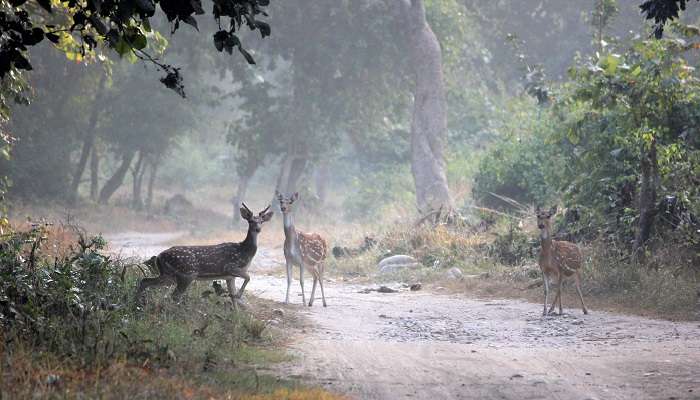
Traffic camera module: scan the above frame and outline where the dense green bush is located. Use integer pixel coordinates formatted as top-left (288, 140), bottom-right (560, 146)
top-left (0, 225), bottom-right (131, 364)
top-left (472, 132), bottom-right (561, 209)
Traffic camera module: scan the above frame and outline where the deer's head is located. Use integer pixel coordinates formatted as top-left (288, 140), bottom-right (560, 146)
top-left (536, 205), bottom-right (557, 230)
top-left (240, 203), bottom-right (273, 233)
top-left (276, 191), bottom-right (299, 214)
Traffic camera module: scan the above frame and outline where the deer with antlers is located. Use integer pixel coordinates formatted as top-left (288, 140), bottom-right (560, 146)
top-left (536, 205), bottom-right (588, 316)
top-left (277, 191), bottom-right (328, 307)
top-left (135, 203), bottom-right (273, 306)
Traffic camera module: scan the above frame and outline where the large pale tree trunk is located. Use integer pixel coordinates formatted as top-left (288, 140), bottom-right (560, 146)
top-left (401, 0), bottom-right (453, 217)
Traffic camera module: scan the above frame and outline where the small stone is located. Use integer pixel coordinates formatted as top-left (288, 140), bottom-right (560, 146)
top-left (445, 267), bottom-right (464, 280)
top-left (510, 374), bottom-right (524, 379)
top-left (378, 286), bottom-right (398, 293)
top-left (410, 283), bottom-right (422, 291)
top-left (272, 308), bottom-right (285, 317)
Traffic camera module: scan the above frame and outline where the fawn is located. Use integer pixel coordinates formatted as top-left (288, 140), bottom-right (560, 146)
top-left (277, 191), bottom-right (328, 307)
top-left (135, 203), bottom-right (273, 306)
top-left (536, 205), bottom-right (588, 316)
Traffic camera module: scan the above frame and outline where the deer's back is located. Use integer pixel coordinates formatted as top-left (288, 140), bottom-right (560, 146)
top-left (158, 243), bottom-right (253, 276)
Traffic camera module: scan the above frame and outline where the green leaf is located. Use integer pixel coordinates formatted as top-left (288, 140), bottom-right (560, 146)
top-left (131, 34), bottom-right (147, 50)
top-left (604, 54), bottom-right (620, 75)
top-left (115, 39), bottom-right (131, 56)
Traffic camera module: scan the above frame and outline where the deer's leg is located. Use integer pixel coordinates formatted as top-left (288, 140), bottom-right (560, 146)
top-left (575, 270), bottom-right (588, 315)
top-left (308, 276), bottom-right (318, 307)
top-left (319, 272), bottom-right (327, 307)
top-left (558, 279), bottom-right (564, 315)
top-left (235, 272), bottom-right (250, 299)
top-left (285, 260), bottom-right (293, 304)
top-left (548, 277), bottom-right (561, 315)
top-left (299, 263), bottom-right (306, 306)
top-left (549, 272), bottom-right (562, 315)
top-left (226, 278), bottom-right (237, 302)
top-left (135, 274), bottom-right (171, 302)
top-left (542, 271), bottom-right (550, 316)
top-left (171, 275), bottom-right (193, 301)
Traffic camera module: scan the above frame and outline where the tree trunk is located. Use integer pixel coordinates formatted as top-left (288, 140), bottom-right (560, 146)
top-left (99, 150), bottom-right (136, 205)
top-left (271, 153), bottom-right (307, 209)
top-left (145, 154), bottom-right (160, 211)
top-left (131, 150), bottom-right (146, 210)
top-left (314, 160), bottom-right (330, 206)
top-left (401, 0), bottom-right (453, 217)
top-left (287, 156), bottom-right (307, 194)
top-left (89, 142), bottom-right (100, 201)
top-left (68, 75), bottom-right (107, 204)
top-left (232, 160), bottom-right (258, 227)
top-left (634, 139), bottom-right (658, 255)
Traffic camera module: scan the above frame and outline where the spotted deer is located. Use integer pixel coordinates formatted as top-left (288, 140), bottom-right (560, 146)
top-left (536, 205), bottom-right (588, 316)
top-left (135, 204), bottom-right (273, 306)
top-left (277, 191), bottom-right (328, 307)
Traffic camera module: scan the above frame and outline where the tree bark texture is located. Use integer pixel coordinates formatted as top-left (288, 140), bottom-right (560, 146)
top-left (402, 0), bottom-right (453, 215)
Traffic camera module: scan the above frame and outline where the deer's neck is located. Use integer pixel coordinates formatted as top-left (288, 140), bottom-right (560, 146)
top-left (540, 227), bottom-right (552, 257)
top-left (242, 226), bottom-right (258, 251)
top-left (283, 213), bottom-right (298, 247)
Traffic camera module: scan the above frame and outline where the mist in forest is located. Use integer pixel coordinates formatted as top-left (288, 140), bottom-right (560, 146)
top-left (1, 0), bottom-right (698, 241)
top-left (2, 1), bottom-right (700, 399)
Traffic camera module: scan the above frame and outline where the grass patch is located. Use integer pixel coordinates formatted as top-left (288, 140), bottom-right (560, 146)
top-left (0, 222), bottom-right (340, 399)
top-left (326, 217), bottom-right (699, 320)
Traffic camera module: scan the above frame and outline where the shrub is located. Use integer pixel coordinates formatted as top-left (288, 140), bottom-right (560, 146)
top-left (0, 223), bottom-right (132, 364)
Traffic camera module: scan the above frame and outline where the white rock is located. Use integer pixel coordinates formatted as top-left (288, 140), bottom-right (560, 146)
top-left (446, 267), bottom-right (464, 280)
top-left (378, 255), bottom-right (421, 274)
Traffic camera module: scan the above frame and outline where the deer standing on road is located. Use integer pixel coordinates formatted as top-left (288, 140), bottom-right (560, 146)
top-left (536, 206), bottom-right (588, 316)
top-left (135, 204), bottom-right (273, 306)
top-left (277, 191), bottom-right (328, 307)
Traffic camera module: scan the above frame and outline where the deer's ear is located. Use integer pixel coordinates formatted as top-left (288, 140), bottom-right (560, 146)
top-left (292, 192), bottom-right (299, 202)
top-left (275, 190), bottom-right (282, 200)
top-left (261, 209), bottom-right (274, 222)
top-left (535, 205), bottom-right (541, 213)
top-left (240, 206), bottom-right (253, 221)
top-left (550, 205), bottom-right (558, 215)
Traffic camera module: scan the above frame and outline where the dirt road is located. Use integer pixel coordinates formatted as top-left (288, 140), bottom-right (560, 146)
top-left (107, 232), bottom-right (700, 400)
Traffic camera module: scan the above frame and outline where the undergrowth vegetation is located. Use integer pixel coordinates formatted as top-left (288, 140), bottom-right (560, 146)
top-left (0, 222), bottom-right (342, 399)
top-left (328, 208), bottom-right (699, 320)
